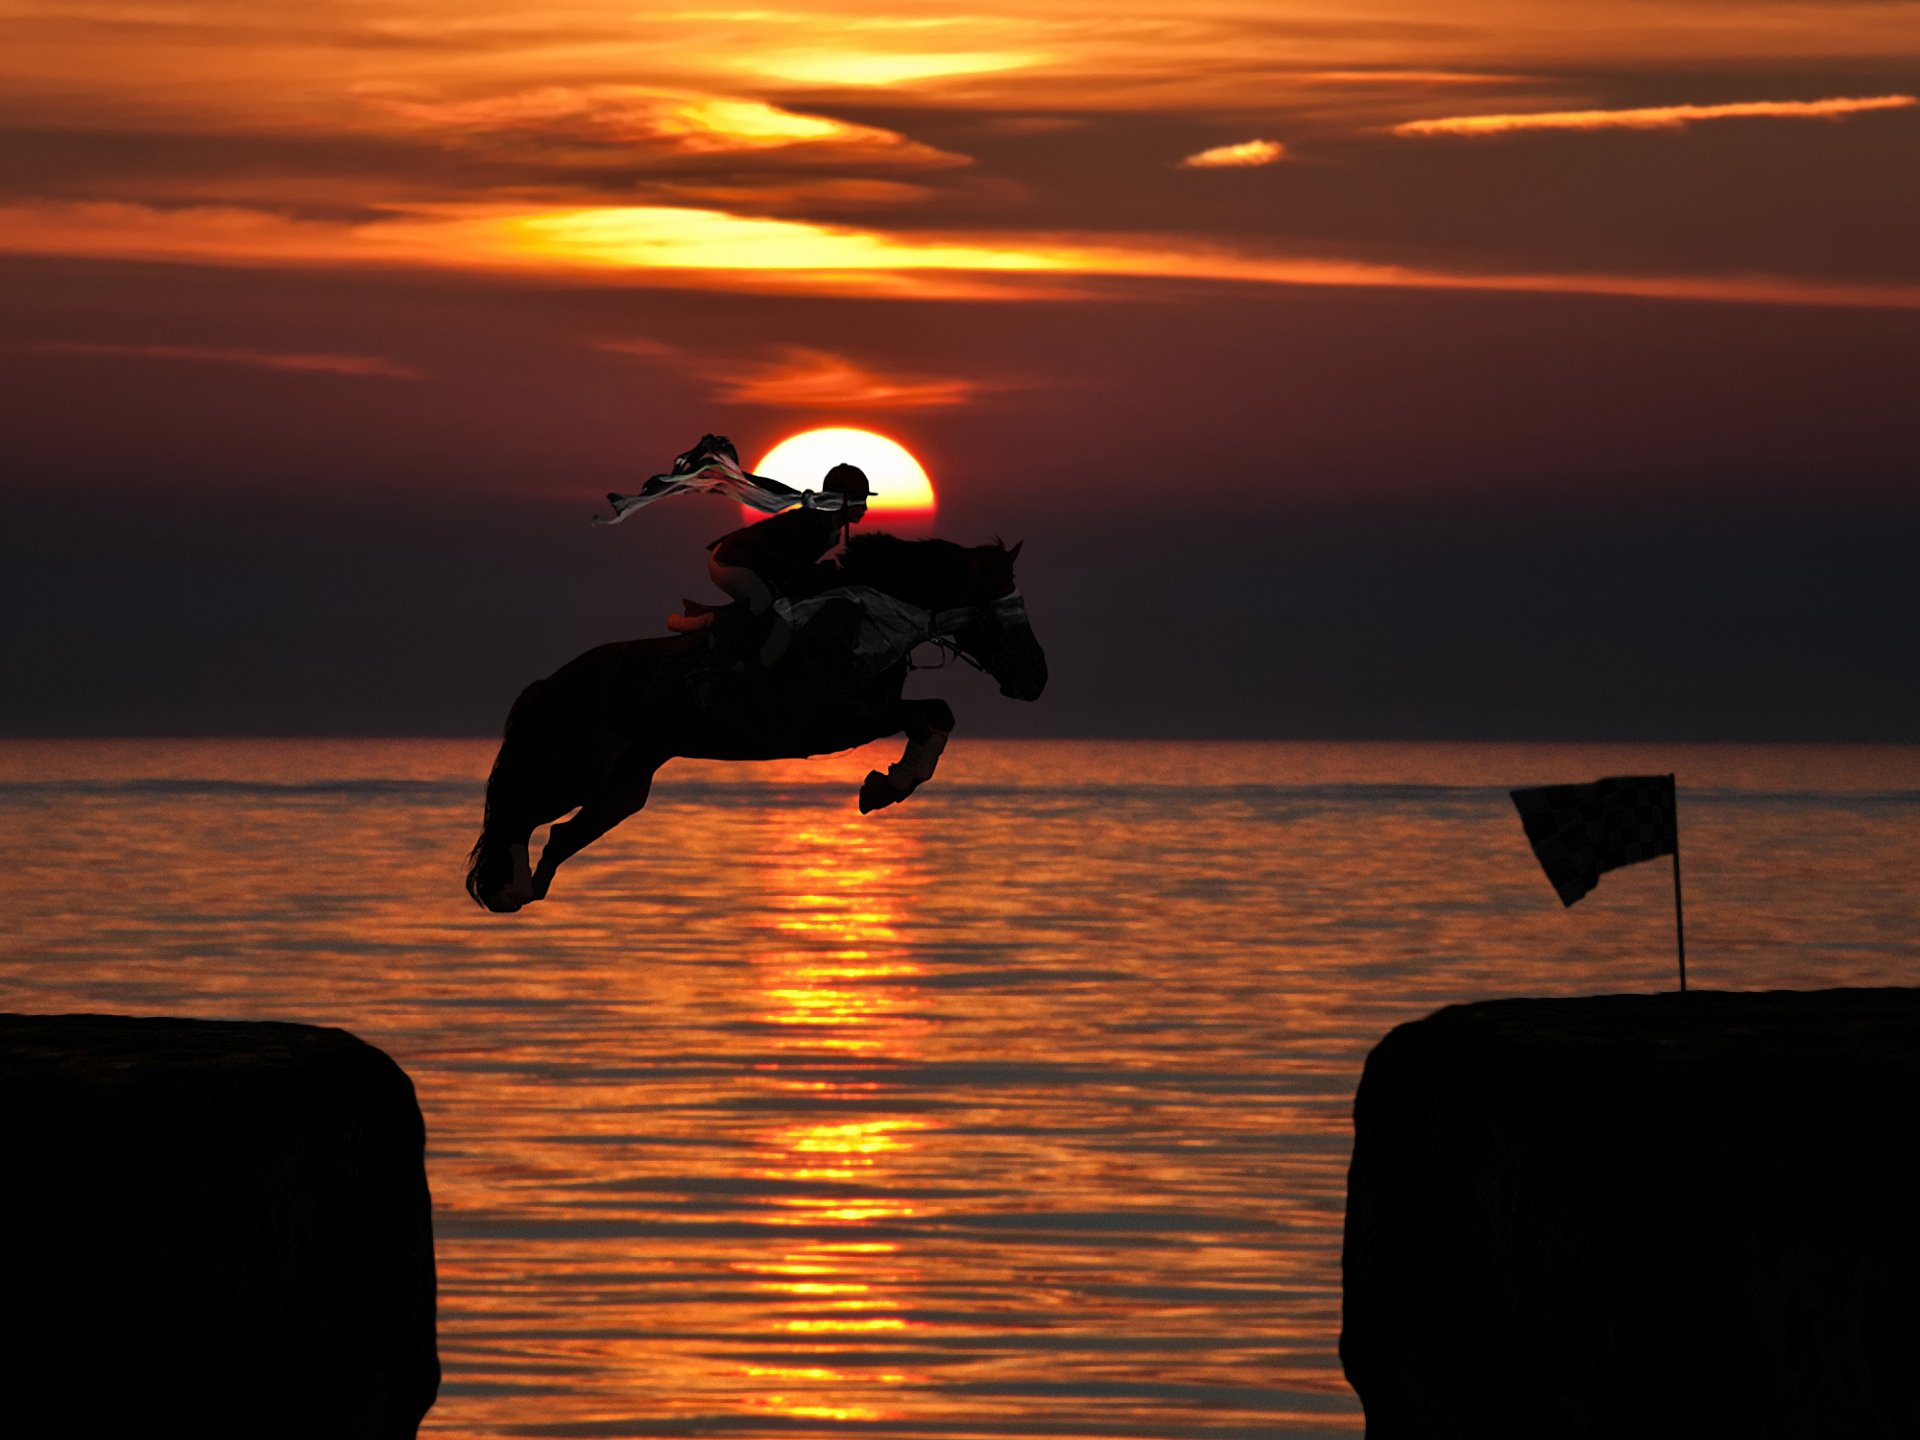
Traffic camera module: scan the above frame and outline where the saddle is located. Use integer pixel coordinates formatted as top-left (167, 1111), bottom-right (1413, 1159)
top-left (665, 588), bottom-right (933, 676)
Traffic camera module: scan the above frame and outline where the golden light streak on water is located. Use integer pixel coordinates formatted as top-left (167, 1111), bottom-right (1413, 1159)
top-left (717, 806), bottom-right (933, 1423)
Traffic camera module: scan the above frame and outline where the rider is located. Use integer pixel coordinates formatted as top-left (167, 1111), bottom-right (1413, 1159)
top-left (674, 456), bottom-right (872, 670)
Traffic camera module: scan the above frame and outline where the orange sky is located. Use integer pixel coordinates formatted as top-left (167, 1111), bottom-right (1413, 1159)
top-left (5, 1), bottom-right (1917, 304)
top-left (4, 1), bottom-right (1919, 737)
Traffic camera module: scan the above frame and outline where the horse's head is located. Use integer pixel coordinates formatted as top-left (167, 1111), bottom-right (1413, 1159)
top-left (840, 531), bottom-right (1049, 700)
top-left (957, 540), bottom-right (1048, 701)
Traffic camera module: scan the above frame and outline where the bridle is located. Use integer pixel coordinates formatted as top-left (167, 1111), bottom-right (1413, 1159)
top-left (911, 591), bottom-right (1028, 674)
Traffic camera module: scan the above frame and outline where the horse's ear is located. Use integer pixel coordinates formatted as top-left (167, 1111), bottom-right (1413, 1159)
top-left (1007, 540), bottom-right (1024, 563)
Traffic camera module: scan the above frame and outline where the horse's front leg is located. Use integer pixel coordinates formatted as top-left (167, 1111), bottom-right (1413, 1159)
top-left (531, 762), bottom-right (657, 901)
top-left (860, 699), bottom-right (955, 814)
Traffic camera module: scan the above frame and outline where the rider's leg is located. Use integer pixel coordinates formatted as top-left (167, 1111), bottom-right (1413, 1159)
top-left (670, 550), bottom-right (771, 636)
top-left (709, 557), bottom-right (774, 615)
top-left (708, 556), bottom-right (798, 666)
top-left (697, 557), bottom-right (782, 667)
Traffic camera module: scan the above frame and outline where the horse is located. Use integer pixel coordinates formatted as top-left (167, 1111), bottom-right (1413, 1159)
top-left (466, 533), bottom-right (1047, 912)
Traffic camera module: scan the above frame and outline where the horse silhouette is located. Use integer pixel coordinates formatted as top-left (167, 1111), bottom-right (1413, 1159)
top-left (467, 534), bottom-right (1047, 912)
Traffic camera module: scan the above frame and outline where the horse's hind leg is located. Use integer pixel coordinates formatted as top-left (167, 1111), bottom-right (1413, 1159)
top-left (531, 760), bottom-right (659, 902)
top-left (860, 699), bottom-right (955, 814)
top-left (468, 821), bottom-right (539, 912)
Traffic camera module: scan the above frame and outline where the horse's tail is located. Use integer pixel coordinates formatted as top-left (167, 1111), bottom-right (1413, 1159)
top-left (466, 678), bottom-right (552, 911)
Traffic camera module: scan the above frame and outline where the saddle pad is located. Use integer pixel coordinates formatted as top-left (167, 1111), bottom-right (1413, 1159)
top-left (776, 586), bottom-right (931, 676)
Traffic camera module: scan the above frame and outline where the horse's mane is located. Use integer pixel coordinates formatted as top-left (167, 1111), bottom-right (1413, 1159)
top-left (836, 531), bottom-right (1003, 609)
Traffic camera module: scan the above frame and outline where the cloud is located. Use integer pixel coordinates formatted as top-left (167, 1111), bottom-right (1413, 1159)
top-left (365, 85), bottom-right (968, 167)
top-left (601, 341), bottom-right (983, 408)
top-left (0, 198), bottom-right (1055, 300)
top-left (646, 178), bottom-right (937, 214)
top-left (9, 2), bottom-right (1917, 150)
top-left (1179, 139), bottom-right (1287, 169)
top-left (0, 200), bottom-right (396, 268)
top-left (1394, 93), bottom-right (1917, 137)
top-left (1304, 70), bottom-right (1533, 88)
top-left (732, 48), bottom-right (1047, 88)
top-left (37, 341), bottom-right (421, 379)
top-left (479, 204), bottom-right (1061, 277)
top-left (7, 198), bottom-right (1920, 313)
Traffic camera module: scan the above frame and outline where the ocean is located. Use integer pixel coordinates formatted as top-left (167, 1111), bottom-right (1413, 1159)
top-left (4, 738), bottom-right (1917, 1438)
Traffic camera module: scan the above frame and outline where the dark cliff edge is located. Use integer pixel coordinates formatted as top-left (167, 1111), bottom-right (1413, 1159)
top-left (1342, 988), bottom-right (1920, 1440)
top-left (1, 1013), bottom-right (438, 1439)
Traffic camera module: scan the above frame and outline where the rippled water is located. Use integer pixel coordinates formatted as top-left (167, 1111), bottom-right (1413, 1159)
top-left (4, 739), bottom-right (1917, 1438)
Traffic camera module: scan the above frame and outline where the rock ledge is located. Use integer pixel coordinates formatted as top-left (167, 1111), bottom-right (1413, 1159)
top-left (1343, 987), bottom-right (1920, 1439)
top-left (1, 1013), bottom-right (438, 1438)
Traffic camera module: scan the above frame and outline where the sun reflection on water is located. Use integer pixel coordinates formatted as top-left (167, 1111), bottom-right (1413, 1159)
top-left (731, 811), bottom-right (931, 1421)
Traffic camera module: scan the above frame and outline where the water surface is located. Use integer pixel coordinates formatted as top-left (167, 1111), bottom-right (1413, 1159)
top-left (4, 739), bottom-right (1916, 1437)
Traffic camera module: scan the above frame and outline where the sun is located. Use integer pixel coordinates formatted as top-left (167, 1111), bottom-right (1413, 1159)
top-left (751, 428), bottom-right (936, 524)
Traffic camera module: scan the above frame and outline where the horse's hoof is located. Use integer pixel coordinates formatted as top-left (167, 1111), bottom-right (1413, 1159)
top-left (485, 875), bottom-right (537, 912)
top-left (859, 771), bottom-right (899, 814)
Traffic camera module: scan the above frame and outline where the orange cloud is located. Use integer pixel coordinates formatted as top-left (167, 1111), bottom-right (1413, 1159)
top-left (478, 204), bottom-right (1061, 277)
top-left (646, 178), bottom-right (937, 214)
top-left (367, 85), bottom-right (966, 166)
top-left (0, 199), bottom-right (1044, 293)
top-left (0, 200), bottom-right (391, 268)
top-left (1180, 139), bottom-right (1286, 169)
top-left (601, 341), bottom-right (982, 408)
top-left (1306, 70), bottom-right (1533, 88)
top-left (1394, 93), bottom-right (1917, 137)
top-left (7, 198), bottom-right (1920, 313)
top-left (733, 48), bottom-right (1046, 88)
top-left (38, 342), bottom-right (420, 379)
top-left (9, 2), bottom-right (1920, 149)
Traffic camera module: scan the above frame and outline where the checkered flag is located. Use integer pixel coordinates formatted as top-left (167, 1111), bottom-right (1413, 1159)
top-left (1510, 774), bottom-right (1677, 907)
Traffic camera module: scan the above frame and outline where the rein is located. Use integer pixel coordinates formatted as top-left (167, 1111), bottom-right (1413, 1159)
top-left (911, 636), bottom-right (986, 673)
top-left (911, 592), bottom-right (1026, 674)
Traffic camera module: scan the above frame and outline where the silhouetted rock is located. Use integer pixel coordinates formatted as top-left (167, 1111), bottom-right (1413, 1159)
top-left (1, 1014), bottom-right (437, 1438)
top-left (1342, 988), bottom-right (1920, 1439)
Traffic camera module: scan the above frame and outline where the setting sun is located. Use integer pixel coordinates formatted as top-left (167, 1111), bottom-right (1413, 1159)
top-left (753, 428), bottom-right (936, 522)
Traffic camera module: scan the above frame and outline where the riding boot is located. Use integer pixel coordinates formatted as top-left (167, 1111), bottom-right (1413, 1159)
top-left (757, 610), bottom-right (795, 668)
top-left (705, 605), bottom-right (783, 704)
top-left (705, 604), bottom-right (751, 663)
top-left (677, 602), bottom-right (730, 709)
top-left (696, 603), bottom-right (738, 656)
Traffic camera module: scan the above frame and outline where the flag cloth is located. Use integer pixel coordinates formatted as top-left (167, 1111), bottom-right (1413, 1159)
top-left (1510, 773), bottom-right (1677, 906)
top-left (595, 435), bottom-right (856, 525)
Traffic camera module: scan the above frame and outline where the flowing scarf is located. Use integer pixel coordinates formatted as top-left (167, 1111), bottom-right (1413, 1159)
top-left (595, 438), bottom-right (856, 526)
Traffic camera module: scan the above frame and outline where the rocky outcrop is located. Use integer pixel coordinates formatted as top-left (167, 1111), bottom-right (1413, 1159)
top-left (1, 1014), bottom-right (438, 1438)
top-left (1342, 988), bottom-right (1920, 1439)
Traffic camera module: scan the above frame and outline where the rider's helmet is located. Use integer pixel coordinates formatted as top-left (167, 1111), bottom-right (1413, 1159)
top-left (823, 463), bottom-right (871, 522)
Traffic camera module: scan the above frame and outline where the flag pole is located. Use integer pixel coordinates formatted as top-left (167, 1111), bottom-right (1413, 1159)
top-left (1669, 773), bottom-right (1687, 992)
